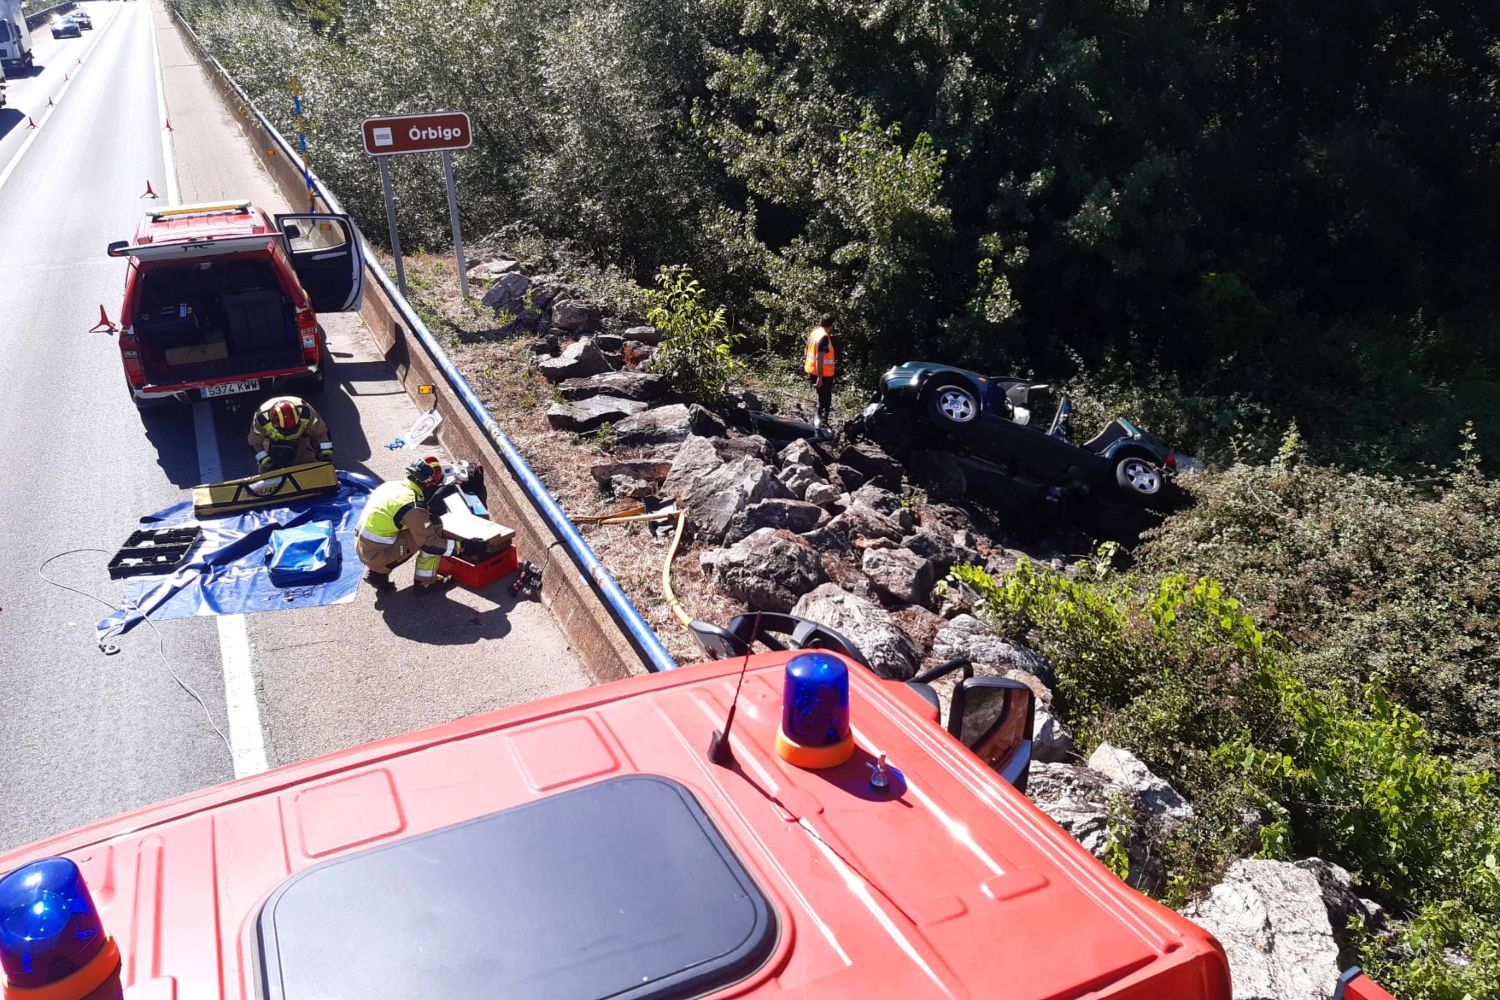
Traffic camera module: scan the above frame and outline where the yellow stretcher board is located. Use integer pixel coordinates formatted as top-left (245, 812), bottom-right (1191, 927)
top-left (192, 462), bottom-right (339, 518)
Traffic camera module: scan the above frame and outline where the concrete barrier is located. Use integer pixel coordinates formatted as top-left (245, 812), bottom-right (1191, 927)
top-left (170, 11), bottom-right (680, 682)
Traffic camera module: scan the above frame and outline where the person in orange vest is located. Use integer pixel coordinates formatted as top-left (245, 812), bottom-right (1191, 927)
top-left (804, 314), bottom-right (837, 430)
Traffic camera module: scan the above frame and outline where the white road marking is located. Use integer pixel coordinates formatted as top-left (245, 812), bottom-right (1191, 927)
top-left (193, 400), bottom-right (269, 777)
top-left (146, 0), bottom-right (180, 203)
top-left (0, 3), bottom-right (125, 195)
top-left (163, 3), bottom-right (263, 779)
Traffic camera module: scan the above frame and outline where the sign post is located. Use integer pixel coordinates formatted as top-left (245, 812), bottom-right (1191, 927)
top-left (376, 156), bottom-right (406, 294)
top-left (361, 111), bottom-right (474, 298)
top-left (289, 76), bottom-right (315, 212)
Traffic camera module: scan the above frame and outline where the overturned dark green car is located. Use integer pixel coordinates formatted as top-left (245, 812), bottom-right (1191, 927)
top-left (860, 361), bottom-right (1198, 505)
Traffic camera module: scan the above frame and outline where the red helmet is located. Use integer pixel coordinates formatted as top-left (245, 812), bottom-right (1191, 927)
top-left (407, 455), bottom-right (444, 491)
top-left (268, 399), bottom-right (301, 434)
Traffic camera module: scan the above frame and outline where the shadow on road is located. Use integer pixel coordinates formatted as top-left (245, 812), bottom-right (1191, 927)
top-left (374, 583), bottom-right (519, 644)
top-left (140, 406), bottom-right (205, 488)
top-left (0, 109), bottom-right (24, 144)
top-left (308, 357), bottom-right (393, 477)
top-left (4, 62), bottom-right (45, 80)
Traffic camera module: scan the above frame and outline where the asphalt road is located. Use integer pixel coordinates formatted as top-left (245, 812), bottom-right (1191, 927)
top-left (0, 1), bottom-right (590, 852)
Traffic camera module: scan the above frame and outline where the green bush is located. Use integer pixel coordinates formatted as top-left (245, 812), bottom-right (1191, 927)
top-left (643, 266), bottom-right (741, 406)
top-left (1138, 428), bottom-right (1500, 767)
top-left (953, 553), bottom-right (1500, 997)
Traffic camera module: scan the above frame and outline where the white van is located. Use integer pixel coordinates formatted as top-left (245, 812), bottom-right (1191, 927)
top-left (0, 0), bottom-right (35, 75)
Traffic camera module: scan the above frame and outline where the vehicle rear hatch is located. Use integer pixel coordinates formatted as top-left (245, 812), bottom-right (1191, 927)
top-left (125, 241), bottom-right (305, 395)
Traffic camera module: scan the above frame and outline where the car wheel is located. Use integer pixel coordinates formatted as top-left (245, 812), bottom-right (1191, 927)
top-left (1114, 455), bottom-right (1162, 497)
top-left (926, 382), bottom-right (980, 426)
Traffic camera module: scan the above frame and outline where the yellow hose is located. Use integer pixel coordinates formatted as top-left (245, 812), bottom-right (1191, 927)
top-left (660, 510), bottom-right (692, 628)
top-left (576, 501), bottom-right (694, 630)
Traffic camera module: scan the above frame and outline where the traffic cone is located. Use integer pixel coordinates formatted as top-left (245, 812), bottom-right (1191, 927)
top-left (47, 96), bottom-right (54, 106)
top-left (88, 306), bottom-right (117, 333)
top-left (163, 118), bottom-right (174, 131)
top-left (141, 180), bottom-right (158, 199)
top-left (26, 116), bottom-right (37, 129)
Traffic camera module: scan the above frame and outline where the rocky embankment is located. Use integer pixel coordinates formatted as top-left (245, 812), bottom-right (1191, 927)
top-left (462, 253), bottom-right (1373, 1000)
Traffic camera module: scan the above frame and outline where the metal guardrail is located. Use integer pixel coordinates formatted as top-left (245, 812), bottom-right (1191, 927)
top-left (172, 12), bottom-right (679, 673)
top-left (24, 2), bottom-right (75, 30)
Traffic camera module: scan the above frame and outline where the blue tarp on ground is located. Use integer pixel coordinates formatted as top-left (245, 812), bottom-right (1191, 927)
top-left (97, 471), bottom-right (377, 642)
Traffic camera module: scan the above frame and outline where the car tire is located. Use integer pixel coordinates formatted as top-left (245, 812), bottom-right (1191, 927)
top-left (925, 381), bottom-right (980, 426)
top-left (1114, 455), bottom-right (1163, 498)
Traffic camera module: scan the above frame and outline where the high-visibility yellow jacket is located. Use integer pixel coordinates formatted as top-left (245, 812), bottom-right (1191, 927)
top-left (804, 326), bottom-right (836, 378)
top-left (357, 479), bottom-right (428, 545)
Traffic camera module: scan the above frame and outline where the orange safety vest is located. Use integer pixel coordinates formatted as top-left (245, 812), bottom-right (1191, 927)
top-left (804, 327), bottom-right (836, 378)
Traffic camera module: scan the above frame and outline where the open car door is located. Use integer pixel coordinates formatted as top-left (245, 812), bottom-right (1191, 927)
top-left (274, 213), bottom-right (365, 313)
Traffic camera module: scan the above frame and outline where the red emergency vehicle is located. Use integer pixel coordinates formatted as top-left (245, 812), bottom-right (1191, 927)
top-left (0, 617), bottom-right (1392, 998)
top-left (105, 201), bottom-right (365, 409)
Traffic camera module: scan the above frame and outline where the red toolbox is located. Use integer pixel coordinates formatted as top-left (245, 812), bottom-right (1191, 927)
top-left (439, 545), bottom-right (518, 590)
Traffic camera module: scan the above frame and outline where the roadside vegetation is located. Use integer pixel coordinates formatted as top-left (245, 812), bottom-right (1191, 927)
top-left (173, 0), bottom-right (1500, 993)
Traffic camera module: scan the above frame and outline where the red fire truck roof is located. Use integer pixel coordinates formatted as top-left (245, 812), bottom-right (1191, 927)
top-left (0, 652), bottom-right (1231, 999)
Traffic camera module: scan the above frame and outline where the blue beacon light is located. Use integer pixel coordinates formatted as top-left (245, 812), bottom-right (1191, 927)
top-left (775, 652), bottom-right (855, 769)
top-left (0, 858), bottom-right (120, 999)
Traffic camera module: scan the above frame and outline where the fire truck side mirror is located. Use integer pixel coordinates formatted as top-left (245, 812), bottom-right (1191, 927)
top-left (950, 677), bottom-right (1036, 793)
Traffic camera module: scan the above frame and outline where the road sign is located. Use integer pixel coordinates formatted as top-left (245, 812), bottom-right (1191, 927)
top-left (360, 111), bottom-right (474, 297)
top-left (361, 112), bottom-right (472, 156)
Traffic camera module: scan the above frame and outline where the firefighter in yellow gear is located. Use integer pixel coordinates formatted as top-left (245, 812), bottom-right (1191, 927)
top-left (355, 456), bottom-right (453, 592)
top-left (804, 314), bottom-right (837, 428)
top-left (248, 396), bottom-right (333, 472)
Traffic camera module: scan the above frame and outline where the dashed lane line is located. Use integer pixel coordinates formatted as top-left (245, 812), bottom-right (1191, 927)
top-left (0, 4), bottom-right (126, 195)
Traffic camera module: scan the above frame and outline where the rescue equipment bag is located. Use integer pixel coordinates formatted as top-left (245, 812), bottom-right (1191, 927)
top-left (266, 521), bottom-right (341, 587)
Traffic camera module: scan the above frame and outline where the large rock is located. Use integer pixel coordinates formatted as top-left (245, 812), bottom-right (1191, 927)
top-left (480, 271), bottom-right (531, 311)
top-left (905, 528), bottom-right (980, 577)
top-left (557, 370), bottom-right (669, 402)
top-left (779, 463), bottom-right (819, 499)
top-left (1293, 858), bottom-right (1386, 935)
top-left (1180, 860), bottom-right (1341, 1000)
top-left (623, 324), bottom-right (664, 346)
top-left (1087, 743), bottom-right (1194, 824)
top-left (1033, 703), bottom-right (1077, 763)
top-left (805, 482), bottom-right (843, 508)
top-left (468, 257), bottom-right (519, 282)
top-left (850, 482), bottom-right (902, 516)
top-left (545, 395), bottom-right (648, 432)
top-left (827, 504), bottom-right (903, 548)
top-left (701, 528), bottom-right (826, 612)
top-left (710, 435), bottom-right (774, 464)
top-left (862, 547), bottom-right (937, 606)
top-left (932, 615), bottom-right (1055, 687)
top-left (1025, 763), bottom-right (1121, 861)
top-left (663, 436), bottom-right (784, 542)
top-left (799, 526), bottom-right (851, 553)
top-left (688, 405), bottom-right (728, 438)
top-left (827, 463), bottom-right (866, 493)
top-left (537, 337), bottom-right (611, 383)
top-left (612, 404), bottom-right (692, 448)
top-left (725, 499), bottom-right (824, 544)
top-left (778, 438), bottom-right (829, 475)
top-left (589, 459), bottom-right (673, 487)
top-left (837, 442), bottom-right (905, 488)
top-left (890, 604), bottom-right (947, 652)
top-left (790, 583), bottom-right (922, 680)
top-left (1025, 762), bottom-right (1164, 892)
top-left (550, 299), bottom-right (602, 332)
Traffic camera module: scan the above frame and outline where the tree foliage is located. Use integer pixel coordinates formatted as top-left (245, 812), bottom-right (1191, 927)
top-left (174, 0), bottom-right (1500, 466)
